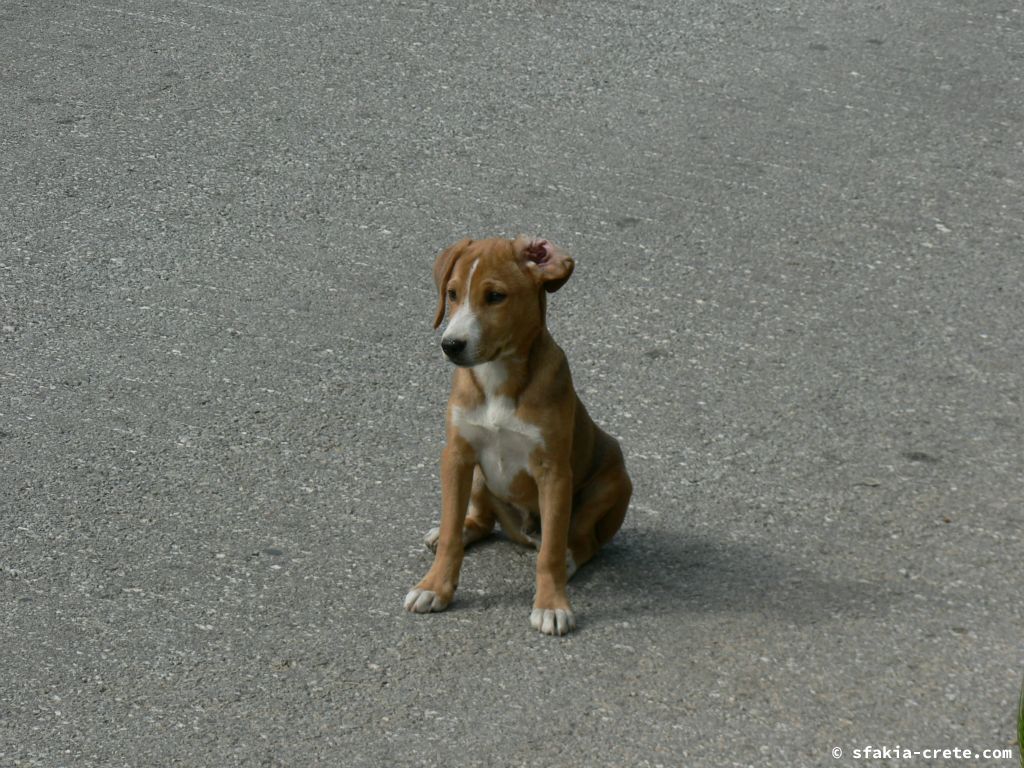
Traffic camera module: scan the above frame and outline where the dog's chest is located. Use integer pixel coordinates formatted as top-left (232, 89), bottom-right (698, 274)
top-left (452, 396), bottom-right (543, 498)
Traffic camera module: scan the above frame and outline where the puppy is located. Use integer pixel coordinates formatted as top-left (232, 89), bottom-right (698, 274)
top-left (404, 236), bottom-right (632, 635)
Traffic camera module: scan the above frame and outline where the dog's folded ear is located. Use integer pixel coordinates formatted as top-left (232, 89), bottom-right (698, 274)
top-left (433, 238), bottom-right (473, 328)
top-left (516, 236), bottom-right (575, 293)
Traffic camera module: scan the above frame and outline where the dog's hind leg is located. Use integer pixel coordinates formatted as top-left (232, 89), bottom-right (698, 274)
top-left (566, 462), bottom-right (631, 578)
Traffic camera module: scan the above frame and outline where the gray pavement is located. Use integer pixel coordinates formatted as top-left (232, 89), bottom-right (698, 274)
top-left (2, 1), bottom-right (1023, 766)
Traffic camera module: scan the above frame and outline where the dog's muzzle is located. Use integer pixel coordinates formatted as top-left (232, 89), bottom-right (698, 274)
top-left (441, 337), bottom-right (468, 364)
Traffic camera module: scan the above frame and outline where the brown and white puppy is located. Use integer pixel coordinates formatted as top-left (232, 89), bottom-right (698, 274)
top-left (404, 235), bottom-right (632, 635)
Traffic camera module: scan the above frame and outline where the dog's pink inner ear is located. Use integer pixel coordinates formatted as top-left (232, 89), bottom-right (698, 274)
top-left (524, 240), bottom-right (552, 266)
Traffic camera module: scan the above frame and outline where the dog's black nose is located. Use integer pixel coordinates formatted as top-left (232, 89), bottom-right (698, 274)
top-left (441, 337), bottom-right (467, 359)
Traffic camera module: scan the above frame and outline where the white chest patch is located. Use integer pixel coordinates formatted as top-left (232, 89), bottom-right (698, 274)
top-left (452, 370), bottom-right (543, 498)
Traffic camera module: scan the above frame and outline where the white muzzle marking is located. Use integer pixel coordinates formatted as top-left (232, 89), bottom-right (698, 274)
top-left (442, 258), bottom-right (481, 363)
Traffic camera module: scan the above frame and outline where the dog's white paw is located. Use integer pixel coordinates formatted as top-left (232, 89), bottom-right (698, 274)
top-left (404, 588), bottom-right (449, 613)
top-left (530, 607), bottom-right (576, 636)
top-left (566, 551), bottom-right (578, 580)
top-left (424, 527), bottom-right (441, 552)
top-left (425, 525), bottom-right (486, 552)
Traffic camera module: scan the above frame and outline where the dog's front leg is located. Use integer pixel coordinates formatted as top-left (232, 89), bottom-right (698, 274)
top-left (404, 442), bottom-right (474, 613)
top-left (530, 468), bottom-right (576, 635)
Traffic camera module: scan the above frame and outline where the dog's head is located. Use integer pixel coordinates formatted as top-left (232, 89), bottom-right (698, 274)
top-left (432, 235), bottom-right (575, 367)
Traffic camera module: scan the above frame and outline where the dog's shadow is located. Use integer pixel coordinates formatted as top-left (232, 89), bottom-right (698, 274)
top-left (565, 522), bottom-right (895, 626)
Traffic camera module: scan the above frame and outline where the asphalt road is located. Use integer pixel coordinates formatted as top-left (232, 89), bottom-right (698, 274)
top-left (2, 1), bottom-right (1023, 766)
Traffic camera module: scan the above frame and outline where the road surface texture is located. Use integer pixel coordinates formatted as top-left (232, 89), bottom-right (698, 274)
top-left (2, 1), bottom-right (1022, 766)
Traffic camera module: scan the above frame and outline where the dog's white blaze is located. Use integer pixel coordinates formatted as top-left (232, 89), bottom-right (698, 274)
top-left (442, 258), bottom-right (481, 357)
top-left (452, 368), bottom-right (543, 498)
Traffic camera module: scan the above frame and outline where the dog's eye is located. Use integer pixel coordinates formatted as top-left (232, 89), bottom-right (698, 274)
top-left (447, 289), bottom-right (457, 301)
top-left (485, 291), bottom-right (506, 305)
